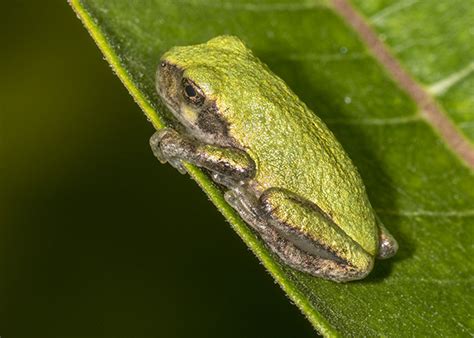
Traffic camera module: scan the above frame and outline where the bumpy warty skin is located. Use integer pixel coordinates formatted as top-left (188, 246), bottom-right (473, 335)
top-left (162, 36), bottom-right (379, 259)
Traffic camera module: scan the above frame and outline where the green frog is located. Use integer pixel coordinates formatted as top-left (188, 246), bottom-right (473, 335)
top-left (150, 36), bottom-right (398, 282)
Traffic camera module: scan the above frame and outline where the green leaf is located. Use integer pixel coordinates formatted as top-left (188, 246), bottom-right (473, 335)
top-left (69, 0), bottom-right (474, 336)
top-left (351, 0), bottom-right (474, 142)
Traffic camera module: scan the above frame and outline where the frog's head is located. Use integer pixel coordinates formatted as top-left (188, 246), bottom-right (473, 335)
top-left (157, 36), bottom-right (261, 146)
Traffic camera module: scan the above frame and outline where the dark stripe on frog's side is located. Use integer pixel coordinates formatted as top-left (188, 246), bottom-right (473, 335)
top-left (260, 198), bottom-right (346, 264)
top-left (275, 220), bottom-right (348, 265)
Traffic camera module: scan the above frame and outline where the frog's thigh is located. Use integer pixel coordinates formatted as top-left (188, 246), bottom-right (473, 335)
top-left (375, 218), bottom-right (399, 259)
top-left (259, 188), bottom-right (373, 282)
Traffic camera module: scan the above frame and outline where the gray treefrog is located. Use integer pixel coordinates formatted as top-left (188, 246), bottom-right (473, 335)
top-left (150, 36), bottom-right (398, 282)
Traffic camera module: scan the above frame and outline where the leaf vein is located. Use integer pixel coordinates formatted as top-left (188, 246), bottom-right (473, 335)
top-left (376, 209), bottom-right (474, 218)
top-left (370, 0), bottom-right (419, 24)
top-left (171, 0), bottom-right (322, 12)
top-left (428, 61), bottom-right (474, 96)
top-left (325, 115), bottom-right (421, 126)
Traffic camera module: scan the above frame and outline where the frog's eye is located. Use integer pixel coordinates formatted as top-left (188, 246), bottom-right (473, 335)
top-left (182, 78), bottom-right (204, 106)
top-left (184, 84), bottom-right (196, 97)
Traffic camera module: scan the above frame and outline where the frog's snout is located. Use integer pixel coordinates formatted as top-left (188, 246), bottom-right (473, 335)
top-left (156, 60), bottom-right (182, 110)
top-left (156, 60), bottom-right (170, 96)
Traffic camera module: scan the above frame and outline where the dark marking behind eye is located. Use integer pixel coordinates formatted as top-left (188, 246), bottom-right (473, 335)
top-left (197, 105), bottom-right (229, 137)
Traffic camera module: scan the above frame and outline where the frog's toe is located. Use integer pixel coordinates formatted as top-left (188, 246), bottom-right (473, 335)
top-left (149, 131), bottom-right (168, 163)
top-left (377, 225), bottom-right (398, 259)
top-left (168, 158), bottom-right (187, 175)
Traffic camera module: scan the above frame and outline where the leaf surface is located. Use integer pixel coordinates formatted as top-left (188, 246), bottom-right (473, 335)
top-left (70, 0), bottom-right (474, 336)
top-left (351, 0), bottom-right (474, 141)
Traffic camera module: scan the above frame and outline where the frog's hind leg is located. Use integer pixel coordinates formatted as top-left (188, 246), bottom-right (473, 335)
top-left (259, 188), bottom-right (374, 282)
top-left (375, 216), bottom-right (398, 259)
top-left (224, 187), bottom-right (356, 281)
top-left (227, 186), bottom-right (373, 282)
top-left (223, 186), bottom-right (339, 276)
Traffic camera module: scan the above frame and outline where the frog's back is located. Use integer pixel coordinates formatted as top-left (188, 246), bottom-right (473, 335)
top-left (226, 57), bottom-right (379, 256)
top-left (167, 36), bottom-right (379, 255)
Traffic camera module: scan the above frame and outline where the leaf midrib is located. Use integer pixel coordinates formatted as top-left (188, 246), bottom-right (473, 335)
top-left (333, 0), bottom-right (474, 168)
top-left (68, 0), bottom-right (340, 335)
top-left (67, 0), bottom-right (473, 336)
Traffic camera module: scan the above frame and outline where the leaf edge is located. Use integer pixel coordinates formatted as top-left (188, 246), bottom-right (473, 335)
top-left (67, 0), bottom-right (339, 336)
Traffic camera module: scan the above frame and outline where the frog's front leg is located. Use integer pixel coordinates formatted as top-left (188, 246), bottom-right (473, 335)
top-left (259, 188), bottom-right (374, 282)
top-left (150, 128), bottom-right (256, 181)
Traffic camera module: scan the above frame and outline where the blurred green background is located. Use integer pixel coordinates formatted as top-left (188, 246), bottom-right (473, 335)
top-left (0, 2), bottom-right (315, 337)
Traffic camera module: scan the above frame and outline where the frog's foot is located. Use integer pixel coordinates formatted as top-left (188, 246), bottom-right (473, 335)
top-left (211, 172), bottom-right (240, 189)
top-left (224, 187), bottom-right (267, 230)
top-left (149, 129), bottom-right (187, 174)
top-left (376, 222), bottom-right (398, 259)
top-left (258, 188), bottom-right (373, 282)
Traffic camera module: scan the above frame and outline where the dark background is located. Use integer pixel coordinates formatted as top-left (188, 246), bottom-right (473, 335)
top-left (0, 2), bottom-right (315, 337)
